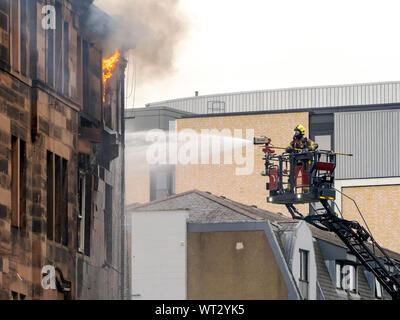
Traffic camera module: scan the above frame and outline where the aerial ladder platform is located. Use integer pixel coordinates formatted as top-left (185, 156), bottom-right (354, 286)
top-left (254, 137), bottom-right (400, 300)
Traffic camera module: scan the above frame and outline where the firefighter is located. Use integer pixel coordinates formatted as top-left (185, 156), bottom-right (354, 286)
top-left (285, 125), bottom-right (318, 153)
top-left (285, 125), bottom-right (318, 192)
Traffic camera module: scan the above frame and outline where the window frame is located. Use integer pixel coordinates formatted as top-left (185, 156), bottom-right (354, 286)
top-left (77, 171), bottom-right (86, 253)
top-left (299, 249), bottom-right (309, 282)
top-left (46, 151), bottom-right (68, 246)
top-left (11, 136), bottom-right (26, 230)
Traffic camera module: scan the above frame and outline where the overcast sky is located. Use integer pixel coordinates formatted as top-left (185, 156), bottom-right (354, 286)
top-left (126, 0), bottom-right (400, 108)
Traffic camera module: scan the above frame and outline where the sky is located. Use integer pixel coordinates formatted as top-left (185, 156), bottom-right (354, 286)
top-left (125, 0), bottom-right (400, 108)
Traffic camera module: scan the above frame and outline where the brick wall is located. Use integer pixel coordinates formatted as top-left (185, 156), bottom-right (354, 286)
top-left (176, 113), bottom-right (310, 214)
top-left (342, 185), bottom-right (400, 253)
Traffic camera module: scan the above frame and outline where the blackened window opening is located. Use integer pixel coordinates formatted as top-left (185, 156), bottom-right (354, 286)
top-left (47, 151), bottom-right (68, 246)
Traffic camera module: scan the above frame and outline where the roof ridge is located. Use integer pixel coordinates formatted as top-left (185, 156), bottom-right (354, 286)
top-left (219, 196), bottom-right (291, 221)
top-left (146, 80), bottom-right (400, 106)
top-left (193, 191), bottom-right (266, 221)
top-left (130, 189), bottom-right (200, 210)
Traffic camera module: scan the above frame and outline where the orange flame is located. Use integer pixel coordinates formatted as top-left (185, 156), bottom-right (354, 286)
top-left (102, 50), bottom-right (120, 103)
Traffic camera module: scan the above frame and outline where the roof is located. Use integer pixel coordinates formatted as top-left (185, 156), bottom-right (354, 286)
top-left (145, 81), bottom-right (400, 114)
top-left (131, 190), bottom-right (290, 223)
top-left (130, 190), bottom-right (400, 262)
top-left (125, 106), bottom-right (193, 119)
top-left (130, 190), bottom-right (399, 300)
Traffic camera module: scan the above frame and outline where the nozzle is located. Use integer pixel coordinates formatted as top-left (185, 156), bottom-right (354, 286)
top-left (253, 136), bottom-right (271, 145)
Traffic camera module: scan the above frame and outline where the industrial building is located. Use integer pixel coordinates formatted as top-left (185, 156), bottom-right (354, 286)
top-left (0, 0), bottom-right (128, 299)
top-left (125, 81), bottom-right (400, 254)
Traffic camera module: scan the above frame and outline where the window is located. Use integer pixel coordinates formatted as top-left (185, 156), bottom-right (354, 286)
top-left (82, 41), bottom-right (102, 121)
top-left (55, 1), bottom-right (62, 93)
top-left (47, 151), bottom-right (68, 246)
top-left (63, 22), bottom-right (69, 96)
top-left (104, 184), bottom-right (113, 263)
top-left (11, 136), bottom-right (26, 229)
top-left (11, 291), bottom-right (17, 300)
top-left (43, 2), bottom-right (70, 96)
top-left (207, 101), bottom-right (226, 114)
top-left (0, 0), bottom-right (10, 64)
top-left (78, 170), bottom-right (92, 255)
top-left (299, 249), bottom-right (309, 299)
top-left (78, 171), bottom-right (86, 253)
top-left (335, 262), bottom-right (357, 292)
top-left (300, 250), bottom-right (309, 281)
top-left (11, 291), bottom-right (25, 300)
top-left (77, 154), bottom-right (92, 256)
top-left (82, 39), bottom-right (89, 111)
top-left (19, 0), bottom-right (27, 76)
top-left (46, 21), bottom-right (54, 87)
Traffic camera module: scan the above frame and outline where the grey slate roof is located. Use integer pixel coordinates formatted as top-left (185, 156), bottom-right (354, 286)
top-left (132, 190), bottom-right (290, 223)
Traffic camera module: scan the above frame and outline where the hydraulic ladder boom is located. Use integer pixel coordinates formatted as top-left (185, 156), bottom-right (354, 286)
top-left (254, 138), bottom-right (400, 299)
top-left (287, 201), bottom-right (400, 300)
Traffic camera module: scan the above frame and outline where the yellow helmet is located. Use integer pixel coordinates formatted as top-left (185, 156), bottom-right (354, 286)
top-left (294, 125), bottom-right (306, 138)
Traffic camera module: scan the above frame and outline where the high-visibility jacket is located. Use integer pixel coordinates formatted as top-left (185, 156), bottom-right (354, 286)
top-left (285, 137), bottom-right (318, 153)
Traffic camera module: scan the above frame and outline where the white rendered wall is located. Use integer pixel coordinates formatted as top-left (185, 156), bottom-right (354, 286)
top-left (130, 210), bottom-right (189, 300)
top-left (284, 221), bottom-right (317, 300)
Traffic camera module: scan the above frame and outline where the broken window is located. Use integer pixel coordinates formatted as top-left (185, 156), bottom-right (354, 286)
top-left (11, 136), bottom-right (26, 230)
top-left (47, 151), bottom-right (68, 246)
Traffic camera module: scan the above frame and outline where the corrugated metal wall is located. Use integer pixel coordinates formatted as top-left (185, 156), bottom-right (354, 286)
top-left (335, 109), bottom-right (400, 180)
top-left (147, 82), bottom-right (400, 114)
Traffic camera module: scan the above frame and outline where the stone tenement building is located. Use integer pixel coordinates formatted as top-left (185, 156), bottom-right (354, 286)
top-left (0, 0), bottom-right (127, 299)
